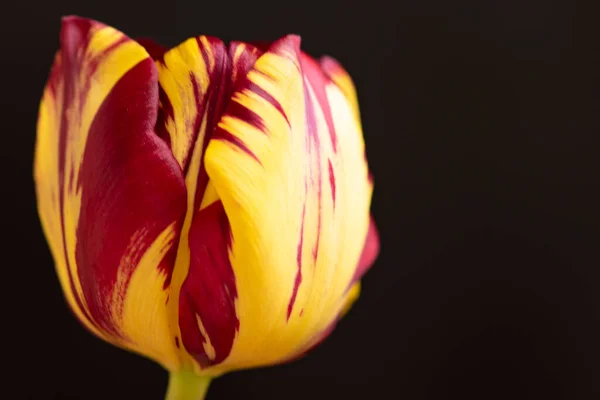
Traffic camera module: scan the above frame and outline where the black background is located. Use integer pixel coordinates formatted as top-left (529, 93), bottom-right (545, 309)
top-left (3, 0), bottom-right (598, 399)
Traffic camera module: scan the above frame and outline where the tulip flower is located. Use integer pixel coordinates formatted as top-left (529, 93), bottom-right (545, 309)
top-left (34, 15), bottom-right (379, 400)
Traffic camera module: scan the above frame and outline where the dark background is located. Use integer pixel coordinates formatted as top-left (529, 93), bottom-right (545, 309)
top-left (3, 0), bottom-right (597, 399)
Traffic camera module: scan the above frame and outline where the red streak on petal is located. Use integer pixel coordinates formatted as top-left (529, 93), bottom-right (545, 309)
top-left (328, 159), bottom-right (336, 208)
top-left (300, 53), bottom-right (338, 153)
top-left (193, 43), bottom-right (230, 212)
top-left (89, 36), bottom-right (129, 76)
top-left (228, 42), bottom-right (263, 89)
top-left (301, 75), bottom-right (323, 264)
top-left (197, 37), bottom-right (212, 74)
top-left (313, 186), bottom-right (321, 264)
top-left (287, 198), bottom-right (306, 321)
top-left (226, 98), bottom-right (266, 133)
top-left (286, 65), bottom-right (324, 317)
top-left (213, 130), bottom-right (261, 164)
top-left (246, 81), bottom-right (289, 126)
top-left (56, 16), bottom-right (101, 333)
top-left (179, 201), bottom-right (239, 367)
top-left (155, 84), bottom-right (174, 148)
top-left (296, 198), bottom-right (307, 266)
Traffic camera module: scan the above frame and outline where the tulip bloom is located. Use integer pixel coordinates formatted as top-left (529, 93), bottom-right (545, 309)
top-left (35, 16), bottom-right (379, 399)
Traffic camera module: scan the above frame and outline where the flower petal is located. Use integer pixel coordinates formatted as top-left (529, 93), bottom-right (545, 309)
top-left (152, 38), bottom-right (265, 372)
top-left (154, 36), bottom-right (228, 174)
top-left (202, 35), bottom-right (374, 372)
top-left (34, 16), bottom-right (187, 369)
top-left (178, 200), bottom-right (239, 370)
top-left (320, 56), bottom-right (361, 125)
top-left (351, 216), bottom-right (380, 285)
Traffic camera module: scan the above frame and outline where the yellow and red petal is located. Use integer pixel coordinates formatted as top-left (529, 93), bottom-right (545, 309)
top-left (200, 35), bottom-right (374, 373)
top-left (155, 37), bottom-right (265, 373)
top-left (34, 16), bottom-right (187, 369)
top-left (154, 36), bottom-right (229, 176)
top-left (178, 201), bottom-right (239, 368)
top-left (320, 55), bottom-right (361, 125)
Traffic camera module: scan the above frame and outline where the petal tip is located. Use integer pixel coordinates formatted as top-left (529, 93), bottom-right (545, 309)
top-left (286, 34), bottom-right (302, 45)
top-left (60, 15), bottom-right (94, 32)
top-left (319, 54), bottom-right (340, 66)
top-left (319, 55), bottom-right (346, 79)
top-left (60, 15), bottom-right (83, 24)
top-left (320, 55), bottom-right (339, 68)
top-left (59, 16), bottom-right (95, 54)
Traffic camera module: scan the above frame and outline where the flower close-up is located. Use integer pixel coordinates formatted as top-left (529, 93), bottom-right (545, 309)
top-left (34, 15), bottom-right (379, 399)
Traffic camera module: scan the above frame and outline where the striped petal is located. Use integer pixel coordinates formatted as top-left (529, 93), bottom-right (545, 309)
top-left (154, 37), bottom-right (265, 373)
top-left (198, 35), bottom-right (374, 373)
top-left (178, 200), bottom-right (238, 369)
top-left (34, 17), bottom-right (187, 370)
top-left (154, 36), bottom-right (228, 174)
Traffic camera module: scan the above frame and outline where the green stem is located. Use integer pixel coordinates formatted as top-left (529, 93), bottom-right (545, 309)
top-left (165, 370), bottom-right (211, 400)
